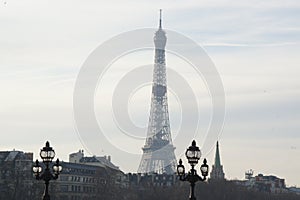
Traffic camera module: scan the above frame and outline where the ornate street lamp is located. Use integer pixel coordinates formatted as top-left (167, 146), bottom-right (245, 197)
top-left (33, 141), bottom-right (62, 200)
top-left (177, 140), bottom-right (209, 200)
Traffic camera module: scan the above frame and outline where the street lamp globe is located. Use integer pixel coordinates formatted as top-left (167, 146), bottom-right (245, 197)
top-left (52, 159), bottom-right (63, 175)
top-left (177, 159), bottom-right (185, 176)
top-left (40, 141), bottom-right (55, 163)
top-left (185, 140), bottom-right (201, 166)
top-left (200, 158), bottom-right (209, 177)
top-left (33, 159), bottom-right (42, 177)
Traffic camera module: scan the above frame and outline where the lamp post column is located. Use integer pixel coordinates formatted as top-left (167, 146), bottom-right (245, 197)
top-left (190, 181), bottom-right (196, 200)
top-left (43, 179), bottom-right (50, 200)
top-left (189, 166), bottom-right (196, 200)
top-left (43, 162), bottom-right (50, 200)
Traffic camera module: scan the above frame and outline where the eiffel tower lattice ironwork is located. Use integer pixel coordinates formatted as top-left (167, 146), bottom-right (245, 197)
top-left (137, 10), bottom-right (177, 174)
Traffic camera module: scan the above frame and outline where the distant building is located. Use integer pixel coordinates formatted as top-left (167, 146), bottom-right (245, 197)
top-left (245, 169), bottom-right (254, 180)
top-left (210, 141), bottom-right (225, 180)
top-left (288, 187), bottom-right (300, 195)
top-left (252, 174), bottom-right (286, 193)
top-left (235, 171), bottom-right (287, 194)
top-left (126, 173), bottom-right (178, 188)
top-left (0, 150), bottom-right (41, 199)
top-left (55, 162), bottom-right (106, 200)
top-left (69, 150), bottom-right (119, 170)
top-left (54, 151), bottom-right (124, 200)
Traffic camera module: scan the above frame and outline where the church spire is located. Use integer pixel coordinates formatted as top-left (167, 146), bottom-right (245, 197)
top-left (210, 141), bottom-right (225, 180)
top-left (214, 141), bottom-right (221, 167)
top-left (159, 9), bottom-right (162, 29)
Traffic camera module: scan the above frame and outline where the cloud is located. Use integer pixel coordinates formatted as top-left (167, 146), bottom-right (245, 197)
top-left (203, 42), bottom-right (300, 47)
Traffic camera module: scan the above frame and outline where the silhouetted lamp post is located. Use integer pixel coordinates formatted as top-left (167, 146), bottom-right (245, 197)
top-left (33, 141), bottom-right (62, 200)
top-left (177, 140), bottom-right (209, 200)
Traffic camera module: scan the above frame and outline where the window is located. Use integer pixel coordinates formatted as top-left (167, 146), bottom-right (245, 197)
top-left (60, 176), bottom-right (68, 181)
top-left (60, 185), bottom-right (68, 192)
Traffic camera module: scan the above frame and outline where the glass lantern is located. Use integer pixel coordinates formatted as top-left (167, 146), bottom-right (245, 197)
top-left (200, 158), bottom-right (209, 177)
top-left (33, 159), bottom-right (42, 176)
top-left (177, 159), bottom-right (185, 176)
top-left (53, 158), bottom-right (63, 175)
top-left (40, 141), bottom-right (55, 163)
top-left (185, 140), bottom-right (201, 166)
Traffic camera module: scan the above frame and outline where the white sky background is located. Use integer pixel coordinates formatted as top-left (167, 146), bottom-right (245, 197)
top-left (1, 0), bottom-right (300, 186)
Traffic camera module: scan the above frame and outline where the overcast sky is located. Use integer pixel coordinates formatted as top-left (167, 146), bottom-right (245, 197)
top-left (1, 0), bottom-right (300, 186)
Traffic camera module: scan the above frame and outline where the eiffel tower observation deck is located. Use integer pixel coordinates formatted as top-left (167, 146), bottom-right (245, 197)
top-left (137, 10), bottom-right (177, 174)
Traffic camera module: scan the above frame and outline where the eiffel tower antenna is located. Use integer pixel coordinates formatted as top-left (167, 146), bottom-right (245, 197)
top-left (159, 9), bottom-right (162, 29)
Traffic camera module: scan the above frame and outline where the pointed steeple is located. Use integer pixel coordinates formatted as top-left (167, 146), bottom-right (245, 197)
top-left (210, 141), bottom-right (225, 180)
top-left (214, 141), bottom-right (221, 167)
top-left (159, 9), bottom-right (162, 29)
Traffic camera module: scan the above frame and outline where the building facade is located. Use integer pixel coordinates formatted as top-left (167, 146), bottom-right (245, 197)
top-left (235, 172), bottom-right (287, 194)
top-left (0, 150), bottom-right (42, 200)
top-left (248, 174), bottom-right (286, 193)
top-left (55, 162), bottom-right (103, 200)
top-left (53, 151), bottom-right (124, 200)
top-left (69, 150), bottom-right (119, 170)
top-left (126, 173), bottom-right (178, 188)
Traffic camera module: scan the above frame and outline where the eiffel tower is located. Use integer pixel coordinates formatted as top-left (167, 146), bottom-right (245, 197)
top-left (137, 10), bottom-right (177, 174)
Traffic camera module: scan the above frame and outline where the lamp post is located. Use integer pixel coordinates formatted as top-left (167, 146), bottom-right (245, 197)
top-left (177, 140), bottom-right (209, 200)
top-left (33, 141), bottom-right (62, 200)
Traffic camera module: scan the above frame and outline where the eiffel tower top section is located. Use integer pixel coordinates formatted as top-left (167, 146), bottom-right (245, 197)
top-left (154, 9), bottom-right (167, 50)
